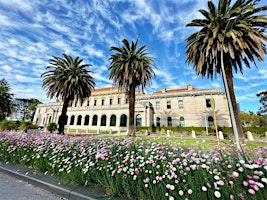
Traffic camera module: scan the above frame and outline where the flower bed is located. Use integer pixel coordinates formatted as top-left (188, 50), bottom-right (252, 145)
top-left (0, 130), bottom-right (266, 200)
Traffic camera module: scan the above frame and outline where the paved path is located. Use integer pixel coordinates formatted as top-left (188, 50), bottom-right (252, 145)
top-left (0, 172), bottom-right (65, 200)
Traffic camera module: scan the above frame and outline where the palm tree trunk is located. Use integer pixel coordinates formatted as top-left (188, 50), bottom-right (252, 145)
top-left (224, 64), bottom-right (244, 140)
top-left (58, 99), bottom-right (69, 135)
top-left (128, 84), bottom-right (135, 136)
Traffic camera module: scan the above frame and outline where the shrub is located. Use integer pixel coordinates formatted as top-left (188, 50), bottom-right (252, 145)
top-left (46, 122), bottom-right (57, 133)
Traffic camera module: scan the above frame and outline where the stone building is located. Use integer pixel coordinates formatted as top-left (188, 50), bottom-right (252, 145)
top-left (33, 84), bottom-right (231, 132)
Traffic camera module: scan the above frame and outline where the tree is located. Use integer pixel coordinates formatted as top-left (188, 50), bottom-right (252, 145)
top-left (0, 78), bottom-right (14, 121)
top-left (186, 0), bottom-right (267, 140)
top-left (41, 54), bottom-right (95, 134)
top-left (109, 38), bottom-right (155, 136)
top-left (257, 91), bottom-right (267, 114)
top-left (240, 111), bottom-right (260, 127)
top-left (12, 98), bottom-right (42, 121)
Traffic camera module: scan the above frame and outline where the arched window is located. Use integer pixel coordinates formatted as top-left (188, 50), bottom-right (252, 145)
top-left (136, 114), bottom-right (142, 126)
top-left (208, 116), bottom-right (214, 127)
top-left (92, 115), bottom-right (98, 126)
top-left (156, 117), bottom-right (160, 127)
top-left (110, 115), bottom-right (116, 126)
top-left (120, 114), bottom-right (127, 127)
top-left (84, 115), bottom-right (89, 125)
top-left (70, 115), bottom-right (75, 125)
top-left (65, 116), bottom-right (68, 125)
top-left (180, 117), bottom-right (185, 127)
top-left (167, 116), bottom-right (172, 127)
top-left (77, 115), bottom-right (82, 125)
top-left (101, 115), bottom-right (107, 126)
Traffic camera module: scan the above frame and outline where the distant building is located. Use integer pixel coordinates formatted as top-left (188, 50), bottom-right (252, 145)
top-left (33, 84), bottom-right (231, 132)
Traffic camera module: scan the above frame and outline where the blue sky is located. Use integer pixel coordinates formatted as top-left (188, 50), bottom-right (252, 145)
top-left (0, 0), bottom-right (266, 113)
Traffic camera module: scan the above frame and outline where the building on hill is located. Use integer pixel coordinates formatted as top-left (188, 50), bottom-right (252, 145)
top-left (33, 84), bottom-right (231, 132)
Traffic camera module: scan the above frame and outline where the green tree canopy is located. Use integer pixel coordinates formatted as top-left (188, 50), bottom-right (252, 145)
top-left (109, 38), bottom-right (155, 136)
top-left (41, 54), bottom-right (95, 134)
top-left (257, 91), bottom-right (267, 114)
top-left (186, 0), bottom-right (267, 139)
top-left (0, 78), bottom-right (14, 121)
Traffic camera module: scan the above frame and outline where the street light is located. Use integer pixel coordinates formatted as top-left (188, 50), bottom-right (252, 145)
top-left (220, 16), bottom-right (241, 149)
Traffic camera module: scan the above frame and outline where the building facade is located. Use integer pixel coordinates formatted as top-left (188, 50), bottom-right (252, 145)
top-left (33, 84), bottom-right (231, 132)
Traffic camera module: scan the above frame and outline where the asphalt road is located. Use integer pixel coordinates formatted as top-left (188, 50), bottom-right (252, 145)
top-left (0, 172), bottom-right (66, 200)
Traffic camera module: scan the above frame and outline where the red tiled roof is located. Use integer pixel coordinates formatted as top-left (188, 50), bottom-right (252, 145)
top-left (153, 87), bottom-right (198, 94)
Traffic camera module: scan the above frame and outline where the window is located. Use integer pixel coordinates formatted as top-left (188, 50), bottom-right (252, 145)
top-left (118, 98), bottom-right (121, 104)
top-left (167, 101), bottom-right (171, 109)
top-left (101, 115), bottom-right (107, 126)
top-left (156, 117), bottom-right (160, 127)
top-left (94, 99), bottom-right (97, 106)
top-left (87, 100), bottom-right (90, 106)
top-left (84, 115), bottom-right (89, 125)
top-left (208, 116), bottom-right (214, 127)
top-left (156, 101), bottom-right (160, 109)
top-left (75, 101), bottom-right (78, 107)
top-left (206, 99), bottom-right (211, 108)
top-left (65, 116), bottom-right (68, 125)
top-left (120, 114), bottom-right (127, 127)
top-left (102, 99), bottom-right (105, 106)
top-left (136, 114), bottom-right (142, 126)
top-left (178, 100), bottom-right (183, 109)
top-left (110, 115), bottom-right (116, 126)
top-left (92, 115), bottom-right (97, 126)
top-left (70, 115), bottom-right (75, 125)
top-left (180, 117), bottom-right (185, 127)
top-left (110, 98), bottom-right (113, 105)
top-left (167, 117), bottom-right (172, 127)
top-left (125, 98), bottom-right (128, 104)
top-left (77, 115), bottom-right (82, 125)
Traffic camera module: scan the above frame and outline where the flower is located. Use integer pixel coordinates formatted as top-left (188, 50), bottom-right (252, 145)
top-left (248, 189), bottom-right (255, 195)
top-left (143, 177), bottom-right (150, 183)
top-left (169, 196), bottom-right (174, 200)
top-left (261, 177), bottom-right (267, 184)
top-left (243, 181), bottom-right (249, 186)
top-left (214, 191), bottom-right (221, 198)
top-left (178, 190), bottom-right (184, 196)
top-left (188, 189), bottom-right (193, 195)
top-left (231, 171), bottom-right (239, 179)
top-left (202, 186), bottom-right (207, 192)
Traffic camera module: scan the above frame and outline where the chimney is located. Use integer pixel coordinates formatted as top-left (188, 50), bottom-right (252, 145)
top-left (161, 87), bottom-right (166, 93)
top-left (187, 84), bottom-right (193, 90)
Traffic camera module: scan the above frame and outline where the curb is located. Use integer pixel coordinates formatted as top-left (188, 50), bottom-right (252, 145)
top-left (0, 162), bottom-right (113, 200)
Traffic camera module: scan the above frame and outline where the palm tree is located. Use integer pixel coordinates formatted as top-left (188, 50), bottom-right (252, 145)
top-left (109, 38), bottom-right (155, 136)
top-left (0, 78), bottom-right (14, 121)
top-left (186, 0), bottom-right (267, 140)
top-left (41, 54), bottom-right (95, 134)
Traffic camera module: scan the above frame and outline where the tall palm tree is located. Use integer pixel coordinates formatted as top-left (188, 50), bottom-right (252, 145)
top-left (0, 78), bottom-right (13, 121)
top-left (41, 54), bottom-right (95, 134)
top-left (109, 38), bottom-right (155, 136)
top-left (186, 0), bottom-right (267, 140)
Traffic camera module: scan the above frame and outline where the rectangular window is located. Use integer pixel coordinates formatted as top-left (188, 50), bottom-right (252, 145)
top-left (87, 100), bottom-right (90, 106)
top-left (118, 98), bottom-right (121, 104)
top-left (102, 99), bottom-right (105, 106)
top-left (94, 99), bottom-right (97, 106)
top-left (206, 99), bottom-right (211, 108)
top-left (125, 98), bottom-right (128, 104)
top-left (110, 98), bottom-right (113, 105)
top-left (167, 101), bottom-right (171, 109)
top-left (156, 101), bottom-right (160, 109)
top-left (178, 100), bottom-right (183, 109)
